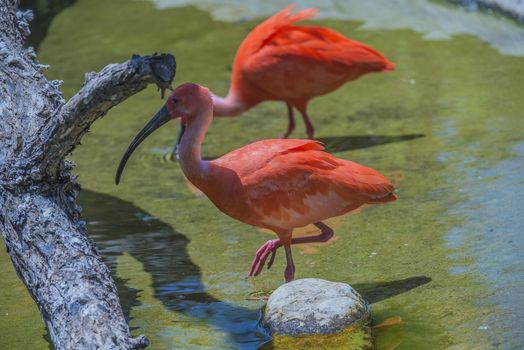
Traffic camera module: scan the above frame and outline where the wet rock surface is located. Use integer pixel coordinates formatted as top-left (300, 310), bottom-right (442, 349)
top-left (264, 278), bottom-right (371, 336)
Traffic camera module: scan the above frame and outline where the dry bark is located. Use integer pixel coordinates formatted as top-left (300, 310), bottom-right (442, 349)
top-left (0, 1), bottom-right (176, 348)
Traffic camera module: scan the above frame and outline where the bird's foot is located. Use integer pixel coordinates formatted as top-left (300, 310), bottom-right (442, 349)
top-left (247, 239), bottom-right (282, 278)
top-left (283, 245), bottom-right (295, 282)
top-left (284, 264), bottom-right (295, 283)
top-left (278, 128), bottom-right (294, 139)
top-left (306, 128), bottom-right (315, 140)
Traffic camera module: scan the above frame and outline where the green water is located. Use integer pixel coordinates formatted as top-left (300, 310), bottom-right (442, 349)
top-left (1, 0), bottom-right (524, 348)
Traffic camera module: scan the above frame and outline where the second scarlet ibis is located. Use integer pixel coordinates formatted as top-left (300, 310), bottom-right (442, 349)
top-left (173, 4), bottom-right (395, 155)
top-left (116, 83), bottom-right (396, 282)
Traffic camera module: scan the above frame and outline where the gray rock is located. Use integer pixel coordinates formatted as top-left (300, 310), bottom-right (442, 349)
top-left (264, 278), bottom-right (371, 336)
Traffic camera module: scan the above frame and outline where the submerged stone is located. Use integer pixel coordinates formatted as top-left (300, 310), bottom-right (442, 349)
top-left (264, 278), bottom-right (371, 336)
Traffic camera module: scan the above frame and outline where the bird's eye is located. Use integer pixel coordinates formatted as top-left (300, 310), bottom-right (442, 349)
top-left (172, 98), bottom-right (179, 104)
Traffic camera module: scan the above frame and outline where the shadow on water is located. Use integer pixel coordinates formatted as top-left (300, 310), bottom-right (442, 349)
top-left (78, 190), bottom-right (432, 349)
top-left (353, 276), bottom-right (432, 304)
top-left (318, 134), bottom-right (425, 153)
top-left (20, 0), bottom-right (76, 50)
top-left (78, 189), bottom-right (271, 349)
top-left (196, 134), bottom-right (425, 161)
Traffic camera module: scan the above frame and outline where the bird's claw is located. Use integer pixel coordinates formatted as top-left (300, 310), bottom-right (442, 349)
top-left (278, 131), bottom-right (292, 139)
top-left (306, 130), bottom-right (314, 139)
top-left (247, 239), bottom-right (281, 278)
top-left (267, 249), bottom-right (277, 269)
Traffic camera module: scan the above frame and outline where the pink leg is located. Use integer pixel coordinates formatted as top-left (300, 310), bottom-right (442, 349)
top-left (247, 222), bottom-right (333, 281)
top-left (299, 109), bottom-right (315, 139)
top-left (291, 222), bottom-right (334, 244)
top-left (284, 245), bottom-right (295, 282)
top-left (280, 103), bottom-right (295, 138)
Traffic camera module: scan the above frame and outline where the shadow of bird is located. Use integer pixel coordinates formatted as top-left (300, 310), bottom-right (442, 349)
top-left (318, 134), bottom-right (425, 153)
top-left (78, 189), bottom-right (270, 349)
top-left (353, 276), bottom-right (432, 304)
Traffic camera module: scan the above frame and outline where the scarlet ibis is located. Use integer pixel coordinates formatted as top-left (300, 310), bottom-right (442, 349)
top-left (173, 4), bottom-right (395, 155)
top-left (116, 83), bottom-right (396, 282)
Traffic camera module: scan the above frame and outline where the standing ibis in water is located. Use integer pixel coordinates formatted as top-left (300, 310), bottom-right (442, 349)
top-left (116, 83), bottom-right (396, 282)
top-left (173, 4), bottom-right (395, 156)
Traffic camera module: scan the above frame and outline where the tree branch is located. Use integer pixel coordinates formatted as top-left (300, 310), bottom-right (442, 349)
top-left (51, 53), bottom-right (176, 166)
top-left (1, 189), bottom-right (149, 349)
top-left (0, 1), bottom-right (176, 348)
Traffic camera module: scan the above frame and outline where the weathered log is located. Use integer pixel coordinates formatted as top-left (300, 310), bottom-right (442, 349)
top-left (0, 0), bottom-right (176, 348)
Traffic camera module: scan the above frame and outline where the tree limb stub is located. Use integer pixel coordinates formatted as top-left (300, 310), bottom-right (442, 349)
top-left (0, 0), bottom-right (177, 348)
top-left (53, 53), bottom-right (176, 175)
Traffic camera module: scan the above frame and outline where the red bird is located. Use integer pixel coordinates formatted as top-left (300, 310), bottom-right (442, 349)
top-left (174, 5), bottom-right (395, 152)
top-left (117, 84), bottom-right (396, 282)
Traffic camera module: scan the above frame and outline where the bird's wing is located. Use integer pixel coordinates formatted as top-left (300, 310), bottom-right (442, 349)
top-left (212, 139), bottom-right (325, 178)
top-left (241, 147), bottom-right (395, 202)
top-left (227, 141), bottom-right (395, 227)
top-left (240, 25), bottom-right (394, 100)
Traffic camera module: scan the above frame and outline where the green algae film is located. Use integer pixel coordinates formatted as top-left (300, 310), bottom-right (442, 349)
top-left (265, 322), bottom-right (373, 350)
top-left (0, 249), bottom-right (49, 349)
top-left (1, 0), bottom-right (523, 348)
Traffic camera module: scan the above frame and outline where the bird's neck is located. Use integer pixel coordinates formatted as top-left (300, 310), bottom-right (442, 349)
top-left (212, 91), bottom-right (246, 117)
top-left (178, 108), bottom-right (212, 187)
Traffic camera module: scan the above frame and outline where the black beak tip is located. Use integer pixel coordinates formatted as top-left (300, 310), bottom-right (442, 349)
top-left (114, 105), bottom-right (171, 187)
top-left (115, 168), bottom-right (123, 185)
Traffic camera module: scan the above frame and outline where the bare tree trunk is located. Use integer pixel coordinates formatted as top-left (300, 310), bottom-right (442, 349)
top-left (0, 1), bottom-right (176, 348)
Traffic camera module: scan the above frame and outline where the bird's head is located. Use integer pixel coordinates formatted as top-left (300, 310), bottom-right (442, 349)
top-left (115, 83), bottom-right (211, 185)
top-left (165, 83), bottom-right (212, 121)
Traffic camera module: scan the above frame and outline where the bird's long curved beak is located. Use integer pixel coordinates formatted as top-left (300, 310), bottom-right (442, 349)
top-left (115, 105), bottom-right (171, 185)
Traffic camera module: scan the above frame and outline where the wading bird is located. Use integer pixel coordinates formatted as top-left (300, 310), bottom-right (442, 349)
top-left (173, 4), bottom-right (395, 155)
top-left (117, 83), bottom-right (396, 282)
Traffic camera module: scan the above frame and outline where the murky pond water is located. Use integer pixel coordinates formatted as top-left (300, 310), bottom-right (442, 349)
top-left (1, 0), bottom-right (523, 348)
